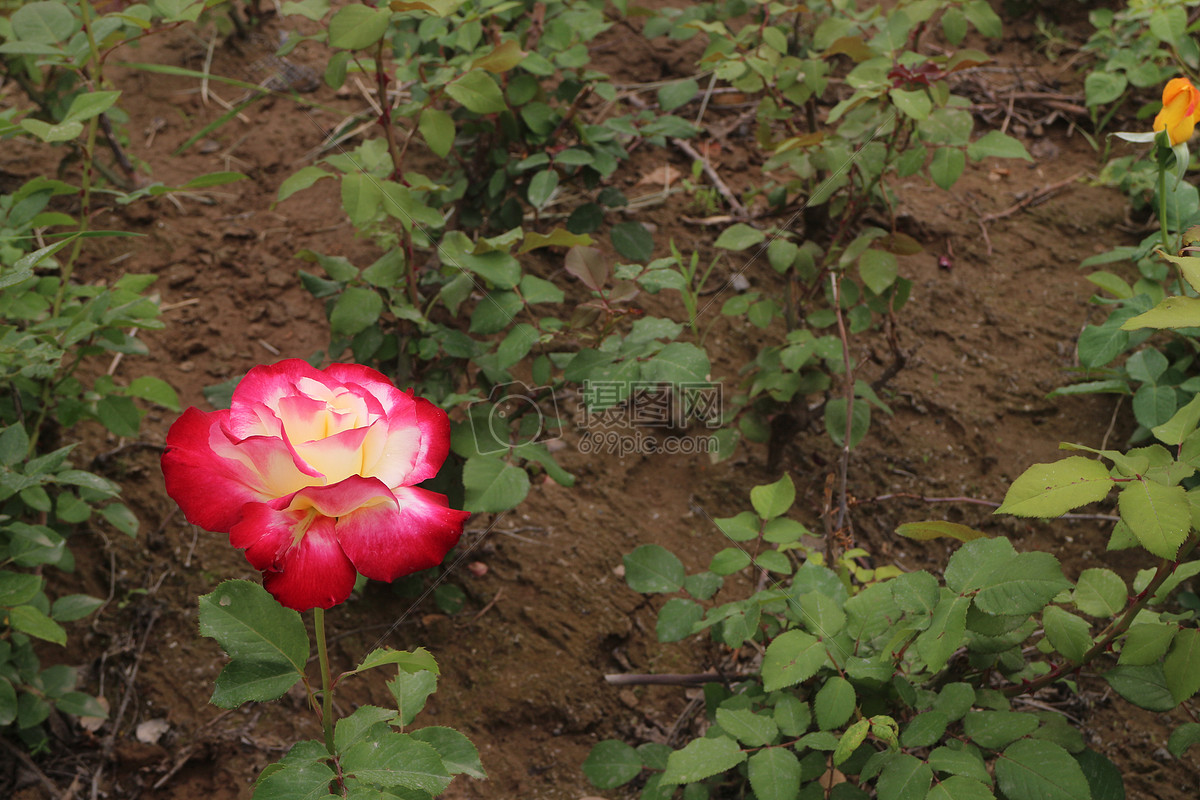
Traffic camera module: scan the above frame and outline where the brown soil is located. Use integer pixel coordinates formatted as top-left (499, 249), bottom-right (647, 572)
top-left (4, 5), bottom-right (1200, 800)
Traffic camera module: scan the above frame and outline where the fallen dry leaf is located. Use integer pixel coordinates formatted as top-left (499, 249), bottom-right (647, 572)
top-left (136, 717), bottom-right (170, 745)
top-left (636, 164), bottom-right (682, 188)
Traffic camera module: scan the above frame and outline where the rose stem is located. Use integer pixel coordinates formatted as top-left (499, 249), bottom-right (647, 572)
top-left (314, 607), bottom-right (336, 754)
top-left (1158, 153), bottom-right (1172, 254)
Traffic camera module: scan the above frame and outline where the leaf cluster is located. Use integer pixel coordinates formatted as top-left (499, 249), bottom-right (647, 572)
top-left (587, 464), bottom-right (1200, 800)
top-left (198, 580), bottom-right (484, 799)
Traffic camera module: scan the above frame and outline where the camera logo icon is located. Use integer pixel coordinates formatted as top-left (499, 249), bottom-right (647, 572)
top-left (465, 381), bottom-right (562, 456)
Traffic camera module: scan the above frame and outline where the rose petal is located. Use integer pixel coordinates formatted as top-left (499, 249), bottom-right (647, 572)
top-left (291, 475), bottom-right (397, 518)
top-left (408, 397), bottom-right (452, 484)
top-left (289, 423), bottom-right (374, 485)
top-left (264, 520), bottom-right (357, 611)
top-left (361, 396), bottom-right (451, 487)
top-left (229, 501), bottom-right (298, 570)
top-left (162, 408), bottom-right (269, 532)
top-left (216, 422), bottom-right (322, 498)
top-left (324, 363), bottom-right (411, 415)
top-left (227, 359), bottom-right (324, 437)
top-left (230, 504), bottom-right (357, 611)
top-left (336, 486), bottom-right (469, 582)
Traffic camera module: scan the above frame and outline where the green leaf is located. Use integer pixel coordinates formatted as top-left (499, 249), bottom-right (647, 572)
top-left (929, 147), bottom-right (965, 190)
top-left (1152, 393), bottom-right (1200, 446)
top-left (1121, 295), bottom-right (1200, 330)
top-left (328, 3), bottom-right (391, 50)
top-left (330, 286), bottom-right (384, 336)
top-left (55, 691), bottom-right (107, 718)
top-left (763, 517), bottom-right (809, 544)
top-left (253, 744), bottom-right (335, 800)
top-left (748, 748), bottom-right (802, 800)
top-left (1085, 71), bottom-right (1127, 107)
top-left (446, 70), bottom-right (507, 114)
top-left (471, 39), bottom-right (525, 73)
top-left (1118, 479), bottom-right (1189, 559)
top-left (344, 647), bottom-right (439, 678)
top-left (890, 87), bottom-right (931, 120)
top-left (963, 0), bottom-right (1002, 37)
top-left (714, 223), bottom-right (765, 251)
top-left (762, 629), bottom-right (826, 691)
top-left (896, 520), bottom-right (988, 542)
top-left (967, 130), bottom-right (1032, 162)
top-left (716, 511), bottom-right (760, 542)
top-left (334, 706), bottom-right (394, 753)
top-left (1168, 722), bottom-right (1200, 757)
top-left (340, 172), bottom-right (382, 226)
top-left (387, 669), bottom-right (437, 726)
top-left (656, 597), bottom-right (703, 642)
top-left (995, 739), bottom-right (1092, 800)
top-left (277, 166), bottom-right (333, 203)
top-left (611, 221), bottom-right (655, 261)
top-left (462, 456), bottom-right (529, 513)
top-left (409, 726), bottom-right (485, 779)
top-left (710, 547), bottom-right (751, 575)
top-left (963, 711), bottom-right (1039, 749)
top-left (929, 746), bottom-right (991, 784)
top-left (518, 274), bottom-right (564, 304)
top-left (901, 711), bottom-right (949, 748)
top-left (1164, 627), bottom-right (1200, 703)
top-left (62, 91), bottom-right (121, 124)
top-left (1104, 664), bottom-right (1177, 711)
top-left (281, 0), bottom-right (331, 21)
top-left (0, 678), bottom-right (16, 726)
top-left (824, 397), bottom-right (870, 448)
top-left (717, 707), bottom-right (779, 747)
top-left (1073, 568), bottom-right (1126, 618)
top-left (795, 590), bottom-right (846, 637)
top-left (583, 739), bottom-right (642, 788)
top-left (917, 594), bottom-right (969, 672)
top-left (12, 2), bottom-right (77, 43)
top-left (341, 731), bottom-right (452, 794)
top-left (1119, 623), bottom-right (1176, 666)
top-left (834, 718), bottom-right (870, 766)
top-left (750, 474), bottom-right (795, 520)
top-left (773, 696), bottom-right (811, 737)
top-left (0, 571), bottom-right (42, 606)
top-left (858, 249), bottom-right (897, 294)
top-left (623, 544), bottom-right (685, 594)
top-left (127, 375), bottom-right (180, 411)
top-left (0, 424), bottom-right (30, 466)
top-left (996, 457), bottom-right (1113, 517)
top-left (876, 753), bottom-right (932, 800)
top-left (8, 604), bottom-right (66, 645)
top-left (527, 169), bottom-right (559, 209)
top-left (197, 580), bottom-right (308, 708)
top-left (926, 776), bottom-right (996, 800)
top-left (974, 552), bottom-right (1070, 616)
top-left (933, 683), bottom-right (976, 723)
top-left (97, 394), bottom-right (142, 438)
top-left (660, 736), bottom-right (746, 785)
top-left (418, 107), bottom-right (455, 158)
top-left (1043, 606), bottom-right (1092, 663)
top-left (642, 342), bottom-right (710, 385)
top-left (814, 676), bottom-right (856, 731)
top-left (51, 594), bottom-right (103, 622)
top-left (658, 78), bottom-right (699, 112)
top-left (182, 171), bottom-right (247, 189)
top-left (1073, 748), bottom-right (1124, 800)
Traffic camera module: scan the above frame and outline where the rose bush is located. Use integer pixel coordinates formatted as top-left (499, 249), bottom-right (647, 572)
top-left (1154, 76), bottom-right (1200, 145)
top-left (161, 359), bottom-right (469, 610)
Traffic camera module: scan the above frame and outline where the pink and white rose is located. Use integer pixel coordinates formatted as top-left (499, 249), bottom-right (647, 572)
top-left (161, 359), bottom-right (469, 611)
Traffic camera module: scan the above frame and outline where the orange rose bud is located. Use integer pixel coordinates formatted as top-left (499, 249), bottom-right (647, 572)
top-left (1154, 77), bottom-right (1200, 146)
